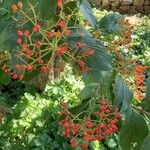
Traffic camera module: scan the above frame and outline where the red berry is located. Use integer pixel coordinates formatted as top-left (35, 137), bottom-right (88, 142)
top-left (37, 58), bottom-right (44, 64)
top-left (41, 66), bottom-right (50, 73)
top-left (115, 113), bottom-right (123, 119)
top-left (17, 30), bottom-right (23, 36)
top-left (25, 65), bottom-right (33, 71)
top-left (24, 30), bottom-right (30, 37)
top-left (11, 4), bottom-right (18, 12)
top-left (12, 74), bottom-right (18, 80)
top-left (33, 24), bottom-right (40, 32)
top-left (17, 1), bottom-right (23, 8)
top-left (70, 139), bottom-right (78, 148)
top-left (18, 75), bottom-right (24, 80)
top-left (35, 41), bottom-right (42, 48)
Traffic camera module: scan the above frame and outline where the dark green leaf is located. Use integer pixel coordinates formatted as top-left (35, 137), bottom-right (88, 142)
top-left (98, 13), bottom-right (123, 34)
top-left (23, 70), bottom-right (40, 81)
top-left (80, 82), bottom-right (98, 100)
top-left (0, 23), bottom-right (17, 51)
top-left (63, 1), bottom-right (78, 14)
top-left (63, 1), bottom-right (78, 26)
top-left (142, 134), bottom-right (150, 150)
top-left (120, 110), bottom-right (149, 150)
top-left (69, 99), bottom-right (90, 116)
top-left (0, 70), bottom-right (11, 85)
top-left (0, 7), bottom-right (8, 17)
top-left (70, 29), bottom-right (112, 71)
top-left (69, 28), bottom-right (112, 83)
top-left (40, 0), bottom-right (57, 20)
top-left (114, 77), bottom-right (133, 119)
top-left (79, 0), bottom-right (97, 28)
top-left (144, 77), bottom-right (150, 108)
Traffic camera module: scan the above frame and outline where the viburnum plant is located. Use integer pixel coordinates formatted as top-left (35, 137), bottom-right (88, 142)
top-left (0, 0), bottom-right (150, 150)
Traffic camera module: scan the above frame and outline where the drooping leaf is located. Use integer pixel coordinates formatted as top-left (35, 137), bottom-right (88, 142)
top-left (98, 13), bottom-right (123, 34)
top-left (144, 77), bottom-right (150, 108)
top-left (142, 134), bottom-right (150, 150)
top-left (69, 28), bottom-right (112, 82)
top-left (10, 48), bottom-right (25, 75)
top-left (80, 82), bottom-right (98, 100)
top-left (0, 22), bottom-right (17, 51)
top-left (0, 7), bottom-right (8, 17)
top-left (40, 0), bottom-right (57, 20)
top-left (0, 70), bottom-right (11, 85)
top-left (69, 98), bottom-right (90, 116)
top-left (79, 0), bottom-right (97, 28)
top-left (119, 110), bottom-right (149, 150)
top-left (23, 70), bottom-right (40, 81)
top-left (68, 28), bottom-right (112, 82)
top-left (114, 77), bottom-right (133, 119)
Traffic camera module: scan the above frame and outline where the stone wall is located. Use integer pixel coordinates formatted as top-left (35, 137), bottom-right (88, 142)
top-left (91, 0), bottom-right (150, 14)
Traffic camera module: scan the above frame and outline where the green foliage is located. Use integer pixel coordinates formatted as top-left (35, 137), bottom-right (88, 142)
top-left (79, 0), bottom-right (97, 28)
top-left (114, 77), bottom-right (133, 119)
top-left (98, 13), bottom-right (123, 34)
top-left (79, 82), bottom-right (98, 100)
top-left (144, 76), bottom-right (150, 109)
top-left (0, 70), bottom-right (11, 85)
top-left (0, 20), bottom-right (17, 51)
top-left (0, 93), bottom-right (70, 150)
top-left (142, 134), bottom-right (150, 150)
top-left (119, 110), bottom-right (149, 150)
top-left (130, 16), bottom-right (150, 65)
top-left (0, 80), bottom-right (25, 106)
top-left (44, 67), bottom-right (84, 106)
top-left (40, 0), bottom-right (57, 20)
top-left (70, 28), bottom-right (112, 82)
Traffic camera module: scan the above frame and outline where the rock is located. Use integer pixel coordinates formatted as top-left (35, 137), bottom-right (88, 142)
top-left (133, 0), bottom-right (144, 6)
top-left (111, 0), bottom-right (120, 7)
top-left (129, 5), bottom-right (136, 13)
top-left (120, 5), bottom-right (130, 11)
top-left (136, 6), bottom-right (144, 12)
top-left (144, 0), bottom-right (150, 5)
top-left (144, 5), bottom-right (150, 11)
top-left (111, 6), bottom-right (120, 12)
top-left (121, 0), bottom-right (133, 5)
top-left (102, 0), bottom-right (111, 6)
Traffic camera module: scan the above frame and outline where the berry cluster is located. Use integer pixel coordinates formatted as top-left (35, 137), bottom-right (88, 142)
top-left (105, 16), bottom-right (148, 101)
top-left (59, 98), bottom-right (122, 149)
top-left (133, 65), bottom-right (149, 100)
top-left (8, 1), bottom-right (96, 80)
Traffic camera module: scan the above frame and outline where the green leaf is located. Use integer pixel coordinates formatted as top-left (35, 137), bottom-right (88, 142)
top-left (63, 1), bottom-right (78, 14)
top-left (0, 70), bottom-right (11, 85)
top-left (114, 77), bottom-right (133, 119)
top-left (80, 82), bottom-right (98, 100)
top-left (119, 110), bottom-right (149, 150)
top-left (144, 77), bottom-right (150, 108)
top-left (23, 70), bottom-right (40, 81)
top-left (40, 0), bottom-right (57, 20)
top-left (107, 139), bottom-right (117, 149)
top-left (69, 28), bottom-right (112, 82)
top-left (98, 13), bottom-right (123, 34)
top-left (142, 134), bottom-right (150, 150)
top-left (0, 7), bottom-right (8, 17)
top-left (10, 48), bottom-right (25, 74)
top-left (63, 1), bottom-right (78, 26)
top-left (0, 22), bottom-right (17, 51)
top-left (69, 99), bottom-right (90, 116)
top-left (68, 28), bottom-right (112, 82)
top-left (79, 0), bottom-right (97, 28)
